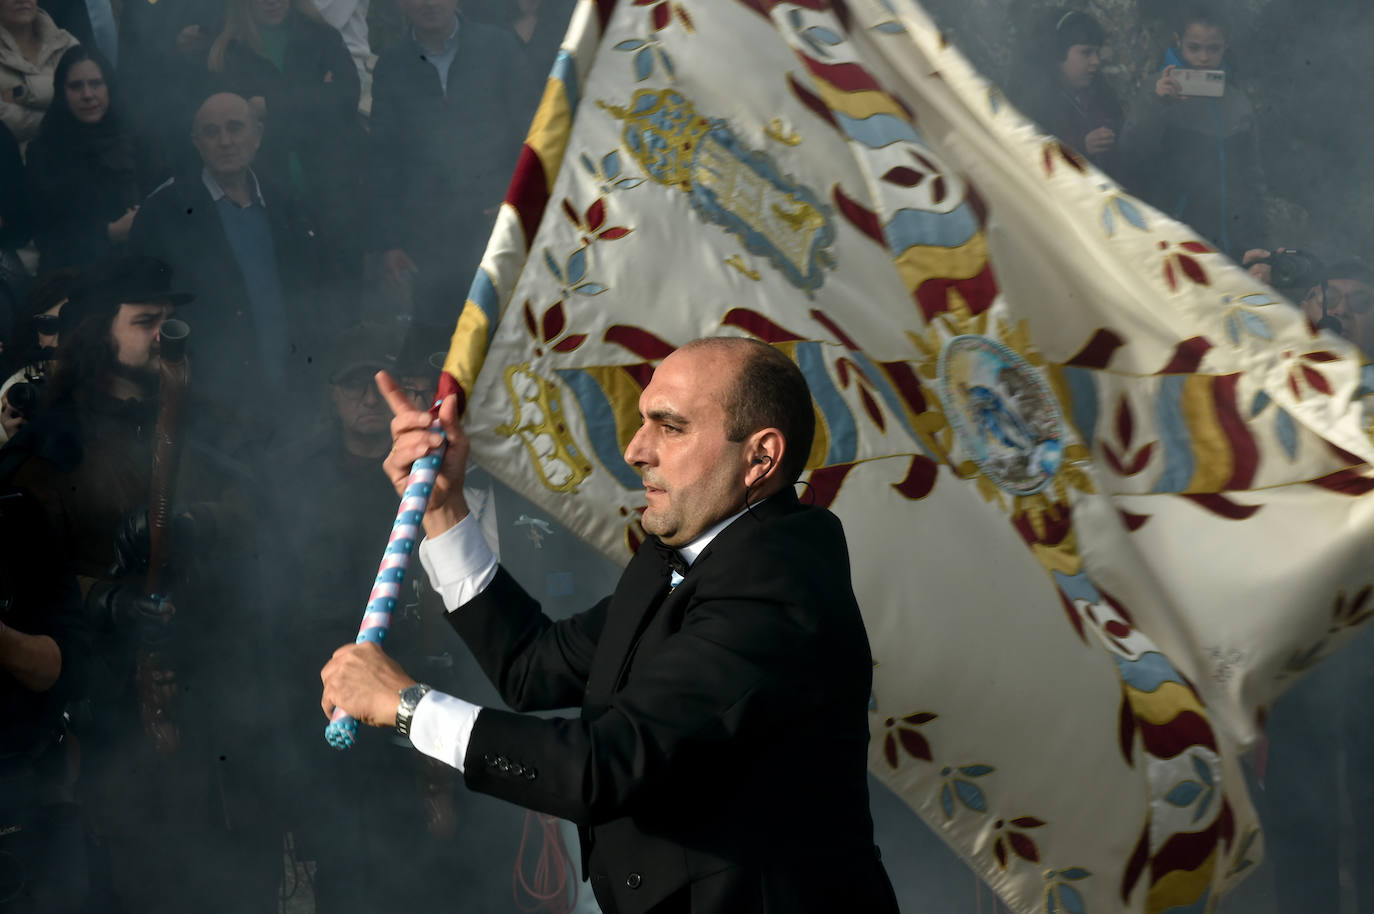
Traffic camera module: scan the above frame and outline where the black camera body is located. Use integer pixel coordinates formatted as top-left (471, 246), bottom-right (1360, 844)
top-left (1254, 249), bottom-right (1323, 290)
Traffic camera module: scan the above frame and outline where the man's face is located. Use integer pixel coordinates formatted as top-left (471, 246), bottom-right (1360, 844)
top-left (1059, 44), bottom-right (1100, 90)
top-left (395, 0), bottom-right (457, 35)
top-left (1305, 278), bottom-right (1374, 354)
top-left (330, 372), bottom-right (429, 440)
top-left (191, 95), bottom-right (263, 178)
top-left (1176, 23), bottom-right (1226, 69)
top-left (623, 347), bottom-right (750, 547)
top-left (110, 302), bottom-right (173, 376)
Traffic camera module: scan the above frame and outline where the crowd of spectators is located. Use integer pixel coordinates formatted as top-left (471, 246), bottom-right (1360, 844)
top-left (0, 0), bottom-right (576, 910)
top-left (0, 0), bottom-right (1369, 911)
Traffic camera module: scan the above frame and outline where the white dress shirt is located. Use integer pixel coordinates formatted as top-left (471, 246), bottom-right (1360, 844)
top-left (407, 504), bottom-right (754, 771)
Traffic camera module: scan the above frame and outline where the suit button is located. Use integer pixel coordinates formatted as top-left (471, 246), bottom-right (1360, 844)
top-left (626, 873), bottom-right (642, 889)
top-left (498, 757), bottom-right (510, 772)
top-left (511, 764), bottom-right (525, 776)
top-left (524, 767), bottom-right (538, 781)
top-left (483, 753), bottom-right (495, 766)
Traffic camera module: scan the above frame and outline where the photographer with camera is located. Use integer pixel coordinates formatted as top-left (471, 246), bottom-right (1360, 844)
top-left (0, 269), bottom-right (81, 444)
top-left (1243, 248), bottom-right (1374, 353)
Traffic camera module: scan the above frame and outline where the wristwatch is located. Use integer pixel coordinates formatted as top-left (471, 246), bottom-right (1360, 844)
top-left (394, 682), bottom-right (432, 738)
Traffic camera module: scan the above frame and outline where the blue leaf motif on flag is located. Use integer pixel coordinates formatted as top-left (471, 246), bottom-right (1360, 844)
top-left (635, 46), bottom-right (654, 81)
top-left (1275, 408), bottom-right (1298, 459)
top-left (1225, 313), bottom-right (1241, 344)
top-left (1249, 390), bottom-right (1270, 417)
top-left (544, 249), bottom-right (563, 282)
top-left (940, 783), bottom-right (954, 819)
top-left (1114, 196), bottom-right (1147, 231)
top-left (1191, 754), bottom-right (1213, 787)
top-left (566, 247), bottom-right (587, 284)
top-left (602, 150), bottom-right (621, 179)
top-left (1239, 310), bottom-right (1273, 340)
top-left (954, 779), bottom-right (987, 812)
top-left (614, 39), bottom-right (645, 51)
top-left (958, 764), bottom-right (994, 777)
top-left (573, 282), bottom-right (607, 296)
top-left (1056, 883), bottom-right (1086, 914)
top-left (615, 177), bottom-right (645, 189)
top-left (875, 20), bottom-right (907, 34)
top-left (1059, 868), bottom-right (1091, 880)
top-left (1101, 206), bottom-right (1115, 237)
top-left (1165, 780), bottom-right (1203, 807)
top-left (658, 47), bottom-right (675, 79)
top-left (580, 154), bottom-right (595, 175)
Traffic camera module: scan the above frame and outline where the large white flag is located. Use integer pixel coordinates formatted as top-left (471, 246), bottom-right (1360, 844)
top-left (433, 1), bottom-right (1374, 911)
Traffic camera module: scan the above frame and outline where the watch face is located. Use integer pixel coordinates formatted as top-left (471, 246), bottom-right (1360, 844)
top-left (400, 684), bottom-right (426, 706)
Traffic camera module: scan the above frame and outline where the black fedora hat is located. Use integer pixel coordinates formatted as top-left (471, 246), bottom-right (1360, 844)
top-left (60, 256), bottom-right (194, 333)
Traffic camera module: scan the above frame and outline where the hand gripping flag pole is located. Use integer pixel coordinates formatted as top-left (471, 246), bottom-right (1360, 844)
top-left (324, 421), bottom-right (445, 749)
top-left (323, 0), bottom-right (606, 749)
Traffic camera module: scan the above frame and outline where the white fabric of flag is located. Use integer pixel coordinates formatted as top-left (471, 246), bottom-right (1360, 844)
top-left (447, 1), bottom-right (1374, 911)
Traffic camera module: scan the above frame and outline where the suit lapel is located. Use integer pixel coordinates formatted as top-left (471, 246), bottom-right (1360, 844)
top-left (582, 546), bottom-right (674, 717)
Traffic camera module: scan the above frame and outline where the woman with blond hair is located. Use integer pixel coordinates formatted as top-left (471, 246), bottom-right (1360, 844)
top-left (0, 0), bottom-right (76, 146)
top-left (203, 0), bottom-right (361, 270)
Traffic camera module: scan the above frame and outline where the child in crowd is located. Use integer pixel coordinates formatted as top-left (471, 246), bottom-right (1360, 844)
top-left (1012, 9), bottom-right (1122, 171)
top-left (1118, 1), bottom-right (1267, 258)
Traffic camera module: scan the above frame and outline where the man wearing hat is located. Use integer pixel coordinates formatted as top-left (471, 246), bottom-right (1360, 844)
top-left (1, 255), bottom-right (283, 914)
top-left (270, 319), bottom-right (530, 913)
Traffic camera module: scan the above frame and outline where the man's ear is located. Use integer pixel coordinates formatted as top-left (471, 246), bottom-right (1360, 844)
top-left (745, 427), bottom-right (784, 488)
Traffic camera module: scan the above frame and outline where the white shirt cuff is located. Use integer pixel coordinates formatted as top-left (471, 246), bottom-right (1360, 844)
top-left (417, 512), bottom-right (499, 612)
top-left (409, 690), bottom-right (481, 772)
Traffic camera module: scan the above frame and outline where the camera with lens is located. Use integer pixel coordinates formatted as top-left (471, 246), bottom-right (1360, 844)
top-left (5, 364), bottom-right (46, 422)
top-left (1252, 249), bottom-right (1323, 291)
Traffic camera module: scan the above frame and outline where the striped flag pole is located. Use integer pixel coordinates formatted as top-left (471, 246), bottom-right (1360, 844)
top-left (323, 0), bottom-right (612, 748)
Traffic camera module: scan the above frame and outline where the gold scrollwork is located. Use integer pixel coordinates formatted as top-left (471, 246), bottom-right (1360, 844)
top-left (496, 363), bottom-right (593, 493)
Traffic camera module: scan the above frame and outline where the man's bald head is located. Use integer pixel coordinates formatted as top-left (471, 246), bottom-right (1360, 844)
top-left (678, 337), bottom-right (815, 485)
top-left (191, 92), bottom-right (263, 179)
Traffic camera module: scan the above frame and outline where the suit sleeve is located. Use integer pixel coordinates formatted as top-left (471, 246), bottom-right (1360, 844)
top-left (459, 559), bottom-right (829, 827)
top-left (447, 566), bottom-right (606, 714)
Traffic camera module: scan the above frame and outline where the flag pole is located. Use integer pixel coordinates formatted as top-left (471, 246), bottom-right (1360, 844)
top-left (324, 421), bottom-right (445, 749)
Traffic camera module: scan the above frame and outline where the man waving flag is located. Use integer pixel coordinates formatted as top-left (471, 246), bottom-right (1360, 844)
top-left (427, 1), bottom-right (1374, 911)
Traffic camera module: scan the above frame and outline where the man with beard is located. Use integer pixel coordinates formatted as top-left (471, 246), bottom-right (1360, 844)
top-left (1, 255), bottom-right (280, 914)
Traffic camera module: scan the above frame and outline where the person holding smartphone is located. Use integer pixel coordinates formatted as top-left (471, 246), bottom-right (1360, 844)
top-left (1118, 0), bottom-right (1267, 258)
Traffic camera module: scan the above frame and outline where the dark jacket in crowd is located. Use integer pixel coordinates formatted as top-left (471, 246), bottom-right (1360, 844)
top-left (118, 0), bottom-right (222, 177)
top-left (369, 16), bottom-right (526, 270)
top-left (1020, 78), bottom-right (1123, 172)
top-left (0, 389), bottom-right (280, 912)
top-left (26, 109), bottom-right (148, 273)
top-left (0, 489), bottom-right (85, 759)
top-left (0, 120), bottom-right (30, 252)
top-left (1118, 52), bottom-right (1268, 257)
top-left (209, 12), bottom-right (362, 233)
top-left (129, 170), bottom-right (325, 401)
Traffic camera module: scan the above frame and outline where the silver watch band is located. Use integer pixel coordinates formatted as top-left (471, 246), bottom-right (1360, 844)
top-left (394, 683), bottom-right (432, 738)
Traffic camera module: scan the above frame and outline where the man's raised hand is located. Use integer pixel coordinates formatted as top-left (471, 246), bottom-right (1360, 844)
top-left (376, 370), bottom-right (471, 538)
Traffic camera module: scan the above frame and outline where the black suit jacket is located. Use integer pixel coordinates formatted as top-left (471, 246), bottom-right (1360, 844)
top-left (450, 490), bottom-right (899, 914)
top-left (368, 17), bottom-right (527, 265)
top-left (128, 171), bottom-right (324, 401)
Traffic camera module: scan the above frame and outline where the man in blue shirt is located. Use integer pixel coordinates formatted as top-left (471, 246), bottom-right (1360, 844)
top-left (130, 92), bottom-right (323, 405)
